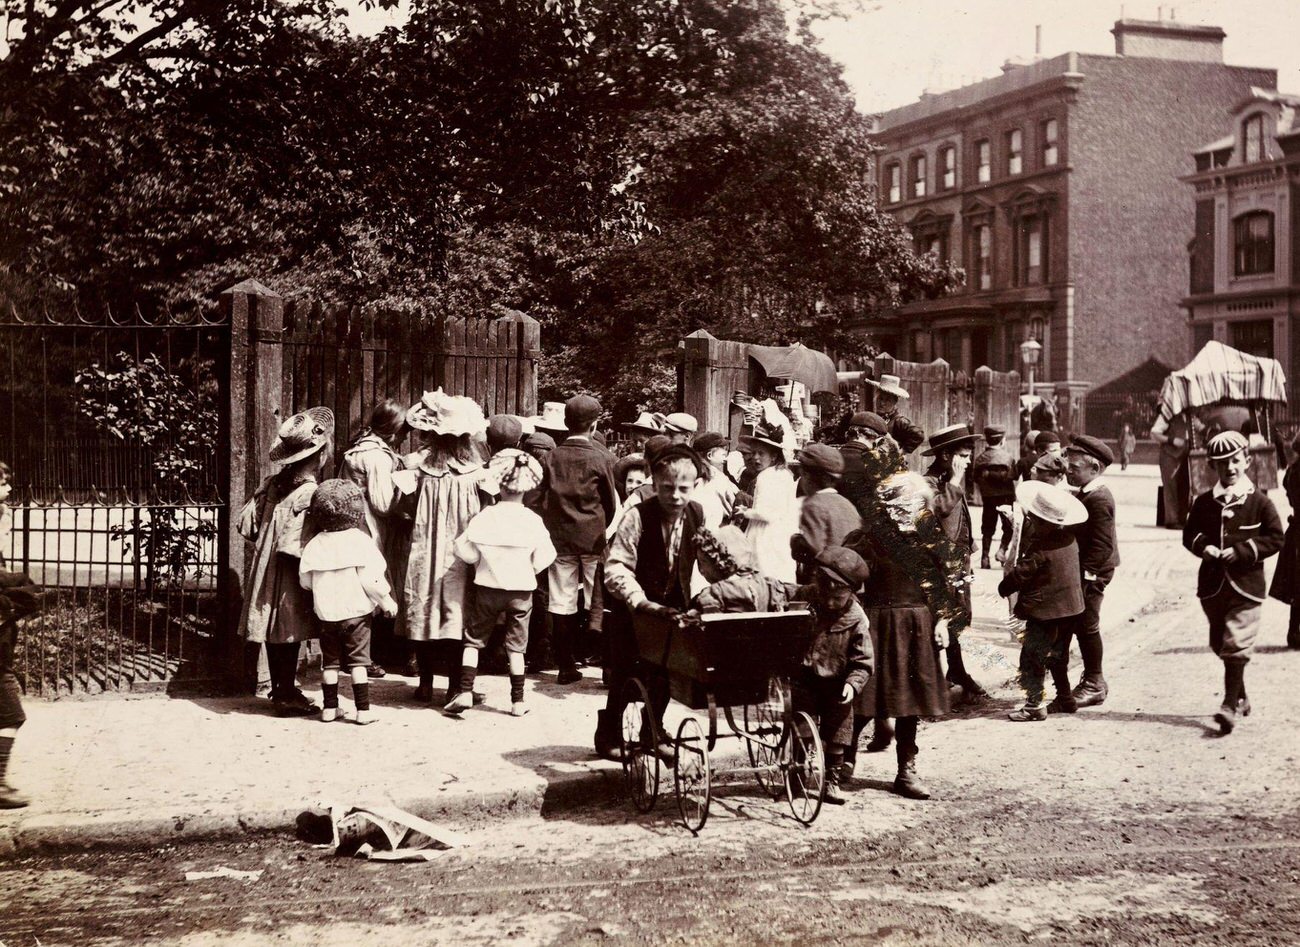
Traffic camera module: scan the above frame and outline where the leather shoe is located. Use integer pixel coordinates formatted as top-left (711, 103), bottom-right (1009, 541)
top-left (0, 784), bottom-right (30, 809)
top-left (1072, 678), bottom-right (1108, 708)
top-left (1238, 696), bottom-right (1252, 718)
top-left (556, 668), bottom-right (584, 685)
top-left (1008, 706), bottom-right (1047, 722)
top-left (1214, 703), bottom-right (1237, 735)
top-left (1046, 696), bottom-right (1078, 714)
top-left (273, 689), bottom-right (320, 717)
top-left (980, 555), bottom-right (992, 570)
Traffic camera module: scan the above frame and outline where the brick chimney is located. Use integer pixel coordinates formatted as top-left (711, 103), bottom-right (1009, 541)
top-left (1111, 18), bottom-right (1225, 62)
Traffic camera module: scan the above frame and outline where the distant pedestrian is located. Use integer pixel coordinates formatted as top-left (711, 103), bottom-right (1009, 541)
top-left (236, 407), bottom-right (333, 717)
top-left (450, 450), bottom-right (557, 717)
top-left (299, 480), bottom-right (398, 725)
top-left (1184, 431), bottom-right (1284, 734)
top-left (1119, 423), bottom-right (1137, 471)
top-left (972, 426), bottom-right (1016, 568)
top-left (400, 390), bottom-right (491, 705)
top-left (998, 481), bottom-right (1087, 721)
top-left (541, 394), bottom-right (619, 684)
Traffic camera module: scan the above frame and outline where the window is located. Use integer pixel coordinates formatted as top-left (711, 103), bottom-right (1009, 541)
top-left (1243, 114), bottom-right (1266, 163)
top-left (1231, 319), bottom-right (1273, 359)
top-left (886, 163), bottom-right (901, 203)
top-left (1006, 129), bottom-right (1023, 175)
top-left (1041, 119), bottom-right (1058, 166)
top-left (971, 223), bottom-right (992, 290)
top-left (975, 139), bottom-right (990, 183)
top-left (922, 230), bottom-right (948, 263)
top-left (1016, 215), bottom-right (1046, 285)
top-left (939, 146), bottom-right (956, 190)
top-left (1234, 211), bottom-right (1274, 276)
top-left (910, 155), bottom-right (926, 198)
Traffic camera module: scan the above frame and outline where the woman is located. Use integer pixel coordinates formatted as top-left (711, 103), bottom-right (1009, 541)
top-left (236, 407), bottom-right (333, 716)
top-left (735, 423), bottom-right (797, 583)
top-left (340, 399), bottom-right (409, 677)
top-left (399, 389), bottom-right (492, 703)
top-left (843, 471), bottom-right (968, 800)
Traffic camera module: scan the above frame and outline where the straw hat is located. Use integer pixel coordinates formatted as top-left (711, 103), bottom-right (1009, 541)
top-left (867, 373), bottom-right (909, 399)
top-left (922, 423), bottom-right (980, 456)
top-left (739, 420), bottom-right (787, 454)
top-left (1016, 480), bottom-right (1087, 527)
top-left (269, 407), bottom-right (334, 464)
top-left (530, 401), bottom-right (569, 435)
top-left (620, 411), bottom-right (665, 436)
top-left (406, 389), bottom-right (487, 437)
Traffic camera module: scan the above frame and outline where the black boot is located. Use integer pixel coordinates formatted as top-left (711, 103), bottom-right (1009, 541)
top-left (1215, 662), bottom-right (1245, 735)
top-left (552, 614), bottom-right (583, 684)
top-left (594, 709), bottom-right (625, 761)
top-left (865, 717), bottom-right (894, 752)
top-left (891, 718), bottom-right (931, 800)
top-left (1289, 604), bottom-right (1300, 650)
top-left (824, 755), bottom-right (847, 806)
top-left (1072, 632), bottom-right (1107, 706)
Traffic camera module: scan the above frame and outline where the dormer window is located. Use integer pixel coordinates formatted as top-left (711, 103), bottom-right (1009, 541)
top-left (1243, 114), bottom-right (1266, 163)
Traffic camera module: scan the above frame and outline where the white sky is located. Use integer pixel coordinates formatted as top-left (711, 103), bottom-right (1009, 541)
top-left (345, 1), bottom-right (1298, 115)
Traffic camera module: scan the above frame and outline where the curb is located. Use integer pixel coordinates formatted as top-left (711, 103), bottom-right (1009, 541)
top-left (0, 765), bottom-right (627, 856)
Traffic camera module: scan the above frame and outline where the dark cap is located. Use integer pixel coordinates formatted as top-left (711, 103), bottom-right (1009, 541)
top-left (564, 394), bottom-right (602, 430)
top-left (522, 431), bottom-right (556, 452)
top-left (983, 425), bottom-right (1005, 439)
top-left (814, 546), bottom-right (870, 589)
top-left (486, 414), bottom-right (524, 452)
top-left (650, 443), bottom-right (703, 477)
top-left (1066, 434), bottom-right (1114, 468)
top-left (849, 411), bottom-right (888, 436)
top-left (796, 442), bottom-right (845, 477)
top-left (1033, 452), bottom-right (1067, 475)
top-left (643, 434), bottom-right (673, 464)
top-left (1033, 430), bottom-right (1062, 450)
top-left (692, 431), bottom-right (729, 455)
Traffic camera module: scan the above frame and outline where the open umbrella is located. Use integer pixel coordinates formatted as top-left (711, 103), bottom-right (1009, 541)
top-left (748, 343), bottom-right (838, 394)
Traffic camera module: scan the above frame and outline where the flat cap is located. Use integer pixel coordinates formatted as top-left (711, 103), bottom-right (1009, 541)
top-left (1033, 452), bottom-right (1067, 475)
top-left (1066, 434), bottom-right (1114, 468)
top-left (849, 411), bottom-right (888, 436)
top-left (796, 442), bottom-right (845, 476)
top-left (692, 431), bottom-right (729, 455)
top-left (522, 431), bottom-right (556, 452)
top-left (815, 546), bottom-right (870, 589)
top-left (486, 414), bottom-right (524, 452)
top-left (983, 425), bottom-right (1005, 439)
top-left (1033, 430), bottom-right (1062, 450)
top-left (564, 394), bottom-right (602, 430)
top-left (662, 412), bottom-right (699, 435)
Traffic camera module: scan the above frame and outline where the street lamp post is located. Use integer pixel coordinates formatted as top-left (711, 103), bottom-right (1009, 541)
top-left (1019, 338), bottom-right (1042, 399)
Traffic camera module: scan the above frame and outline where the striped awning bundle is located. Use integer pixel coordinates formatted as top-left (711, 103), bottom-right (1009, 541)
top-left (1158, 341), bottom-right (1288, 420)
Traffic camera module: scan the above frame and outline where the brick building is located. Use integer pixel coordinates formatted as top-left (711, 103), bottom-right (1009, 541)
top-left (1183, 88), bottom-right (1300, 410)
top-left (867, 19), bottom-right (1277, 417)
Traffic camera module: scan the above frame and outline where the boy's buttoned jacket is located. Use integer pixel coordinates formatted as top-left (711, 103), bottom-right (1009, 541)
top-left (1183, 484), bottom-right (1283, 602)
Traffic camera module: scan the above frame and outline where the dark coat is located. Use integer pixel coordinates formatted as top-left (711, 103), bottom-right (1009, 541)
top-left (540, 437), bottom-right (619, 556)
top-left (1072, 483), bottom-right (1120, 582)
top-left (838, 441), bottom-right (905, 521)
top-left (883, 411), bottom-right (926, 454)
top-left (1185, 485), bottom-right (1284, 602)
top-left (926, 464), bottom-right (974, 555)
top-left (792, 490), bottom-right (861, 581)
top-left (998, 522), bottom-right (1084, 621)
top-left (789, 584), bottom-right (873, 695)
top-left (1269, 464), bottom-right (1300, 604)
top-left (972, 445), bottom-right (1017, 501)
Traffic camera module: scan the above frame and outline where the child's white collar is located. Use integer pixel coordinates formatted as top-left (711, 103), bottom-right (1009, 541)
top-left (1212, 475), bottom-right (1255, 502)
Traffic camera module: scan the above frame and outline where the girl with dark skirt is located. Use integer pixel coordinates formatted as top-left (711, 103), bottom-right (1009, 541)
top-left (843, 471), bottom-right (969, 799)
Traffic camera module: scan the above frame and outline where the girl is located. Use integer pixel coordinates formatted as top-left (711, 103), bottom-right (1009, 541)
top-left (237, 407), bottom-right (333, 716)
top-left (399, 390), bottom-right (491, 704)
top-left (735, 422), bottom-right (797, 583)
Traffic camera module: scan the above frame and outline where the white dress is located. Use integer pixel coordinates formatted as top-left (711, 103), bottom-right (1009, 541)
top-left (745, 466), bottom-right (798, 583)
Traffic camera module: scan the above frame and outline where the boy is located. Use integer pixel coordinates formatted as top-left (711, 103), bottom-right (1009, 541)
top-left (597, 445), bottom-right (704, 760)
top-left (450, 449), bottom-right (557, 716)
top-left (787, 546), bottom-right (873, 804)
top-left (541, 394), bottom-right (619, 684)
top-left (1064, 435), bottom-right (1120, 708)
top-left (1183, 430), bottom-right (1284, 734)
top-left (998, 481), bottom-right (1087, 720)
top-left (972, 426), bottom-right (1016, 568)
top-left (299, 480), bottom-right (398, 724)
top-left (692, 525), bottom-right (789, 613)
top-left (790, 443), bottom-right (861, 582)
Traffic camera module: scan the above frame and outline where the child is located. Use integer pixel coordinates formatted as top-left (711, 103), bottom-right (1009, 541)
top-left (787, 546), bottom-right (873, 805)
top-left (691, 525), bottom-right (789, 613)
top-left (790, 443), bottom-right (861, 582)
top-left (1032, 452), bottom-right (1067, 486)
top-left (298, 480), bottom-right (398, 724)
top-left (237, 407), bottom-right (333, 716)
top-left (1184, 430), bottom-right (1284, 734)
top-left (972, 426), bottom-right (1016, 568)
top-left (449, 449), bottom-right (557, 716)
top-left (1119, 423), bottom-right (1137, 472)
top-left (540, 394), bottom-right (619, 685)
top-left (997, 481), bottom-right (1087, 721)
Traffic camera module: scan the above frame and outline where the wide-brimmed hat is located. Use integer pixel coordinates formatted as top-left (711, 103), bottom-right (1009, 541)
top-left (662, 412), bottom-right (698, 435)
top-left (530, 401), bottom-right (569, 435)
top-left (621, 411), bottom-right (665, 436)
top-left (269, 406), bottom-right (334, 464)
top-left (739, 420), bottom-right (787, 454)
top-left (1016, 480), bottom-right (1087, 527)
top-left (406, 389), bottom-right (487, 437)
top-left (488, 448), bottom-right (545, 494)
top-left (867, 373), bottom-right (909, 399)
top-left (1207, 430), bottom-right (1249, 461)
top-left (922, 423), bottom-right (980, 456)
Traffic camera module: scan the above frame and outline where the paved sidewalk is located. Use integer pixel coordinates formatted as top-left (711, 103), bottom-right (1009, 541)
top-left (0, 465), bottom-right (1264, 854)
